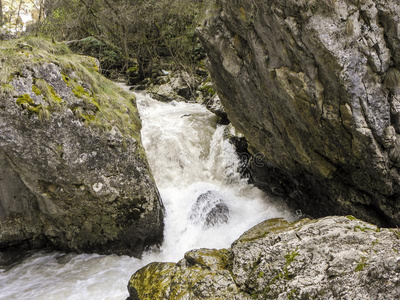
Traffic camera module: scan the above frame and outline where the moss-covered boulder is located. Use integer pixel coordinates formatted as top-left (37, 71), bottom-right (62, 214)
top-left (198, 0), bottom-right (400, 227)
top-left (128, 216), bottom-right (400, 299)
top-left (0, 37), bottom-right (164, 256)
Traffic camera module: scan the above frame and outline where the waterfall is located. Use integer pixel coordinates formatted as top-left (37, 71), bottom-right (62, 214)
top-left (0, 92), bottom-right (294, 300)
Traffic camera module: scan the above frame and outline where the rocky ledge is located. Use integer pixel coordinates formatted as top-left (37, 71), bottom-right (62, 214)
top-left (0, 37), bottom-right (164, 256)
top-left (128, 216), bottom-right (400, 299)
top-left (199, 0), bottom-right (400, 227)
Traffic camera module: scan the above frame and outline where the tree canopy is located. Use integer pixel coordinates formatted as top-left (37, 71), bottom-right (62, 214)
top-left (36, 0), bottom-right (217, 79)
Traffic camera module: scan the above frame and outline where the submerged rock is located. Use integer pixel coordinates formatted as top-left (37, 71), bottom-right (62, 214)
top-left (198, 0), bottom-right (400, 226)
top-left (190, 191), bottom-right (230, 228)
top-left (0, 37), bottom-right (164, 256)
top-left (128, 216), bottom-right (400, 299)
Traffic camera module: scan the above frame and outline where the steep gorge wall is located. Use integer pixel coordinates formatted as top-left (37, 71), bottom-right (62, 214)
top-left (199, 0), bottom-right (400, 226)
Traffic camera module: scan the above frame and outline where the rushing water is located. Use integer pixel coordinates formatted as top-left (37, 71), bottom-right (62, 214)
top-left (0, 92), bottom-right (294, 300)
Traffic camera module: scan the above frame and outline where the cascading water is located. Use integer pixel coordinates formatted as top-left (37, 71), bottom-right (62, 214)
top-left (0, 92), bottom-right (294, 300)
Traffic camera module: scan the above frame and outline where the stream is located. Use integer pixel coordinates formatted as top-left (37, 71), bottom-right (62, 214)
top-left (0, 92), bottom-right (294, 299)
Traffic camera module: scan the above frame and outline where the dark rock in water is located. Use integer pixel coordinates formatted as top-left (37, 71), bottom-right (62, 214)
top-left (198, 0), bottom-right (400, 227)
top-left (223, 124), bottom-right (252, 179)
top-left (0, 37), bottom-right (164, 257)
top-left (190, 191), bottom-right (229, 228)
top-left (128, 216), bottom-right (400, 299)
top-left (0, 249), bottom-right (32, 271)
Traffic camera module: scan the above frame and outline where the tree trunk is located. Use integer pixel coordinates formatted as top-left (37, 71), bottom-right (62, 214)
top-left (16, 0), bottom-right (23, 31)
top-left (0, 0), bottom-right (3, 26)
top-left (36, 0), bottom-right (45, 36)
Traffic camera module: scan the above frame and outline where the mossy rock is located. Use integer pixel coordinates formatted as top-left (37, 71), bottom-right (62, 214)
top-left (0, 37), bottom-right (164, 256)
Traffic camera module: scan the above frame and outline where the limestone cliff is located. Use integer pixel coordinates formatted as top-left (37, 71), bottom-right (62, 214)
top-left (128, 216), bottom-right (400, 299)
top-left (198, 0), bottom-right (400, 226)
top-left (0, 37), bottom-right (164, 256)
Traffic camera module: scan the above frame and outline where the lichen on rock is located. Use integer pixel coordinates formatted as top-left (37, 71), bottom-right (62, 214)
top-left (128, 216), bottom-right (400, 299)
top-left (0, 37), bottom-right (164, 256)
top-left (198, 0), bottom-right (400, 227)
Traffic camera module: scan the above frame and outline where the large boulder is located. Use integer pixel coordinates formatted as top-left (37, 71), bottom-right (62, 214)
top-left (0, 37), bottom-right (164, 256)
top-left (198, 0), bottom-right (400, 226)
top-left (128, 216), bottom-right (400, 299)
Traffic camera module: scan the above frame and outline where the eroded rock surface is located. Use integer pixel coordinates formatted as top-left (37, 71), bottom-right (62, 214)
top-left (128, 216), bottom-right (400, 300)
top-left (198, 0), bottom-right (400, 226)
top-left (0, 37), bottom-right (164, 256)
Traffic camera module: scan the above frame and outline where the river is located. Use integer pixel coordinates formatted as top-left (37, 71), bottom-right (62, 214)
top-left (0, 92), bottom-right (294, 299)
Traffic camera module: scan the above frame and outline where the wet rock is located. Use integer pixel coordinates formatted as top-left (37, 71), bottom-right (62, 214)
top-left (190, 191), bottom-right (230, 228)
top-left (198, 0), bottom-right (400, 226)
top-left (205, 94), bottom-right (227, 120)
top-left (0, 37), bottom-right (164, 256)
top-left (128, 216), bottom-right (400, 299)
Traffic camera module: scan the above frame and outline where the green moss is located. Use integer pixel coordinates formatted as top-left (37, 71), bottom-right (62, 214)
top-left (371, 239), bottom-right (379, 246)
top-left (82, 114), bottom-right (96, 122)
top-left (32, 85), bottom-right (42, 95)
top-left (33, 79), bottom-right (63, 104)
top-left (200, 84), bottom-right (216, 97)
top-left (3, 37), bottom-right (142, 142)
top-left (355, 257), bottom-right (368, 272)
top-left (27, 105), bottom-right (43, 114)
top-left (354, 225), bottom-right (375, 232)
top-left (238, 219), bottom-right (287, 243)
top-left (285, 250), bottom-right (299, 265)
top-left (16, 93), bottom-right (51, 119)
top-left (346, 215), bottom-right (357, 221)
top-left (72, 85), bottom-right (91, 98)
top-left (129, 262), bottom-right (175, 300)
top-left (49, 85), bottom-right (63, 103)
top-left (62, 74), bottom-right (71, 86)
top-left (16, 94), bottom-right (35, 106)
top-left (258, 271), bottom-right (264, 278)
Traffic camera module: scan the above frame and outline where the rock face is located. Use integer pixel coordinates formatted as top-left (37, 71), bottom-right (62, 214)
top-left (145, 71), bottom-right (198, 102)
top-left (204, 94), bottom-right (227, 121)
top-left (0, 37), bottom-right (164, 256)
top-left (198, 0), bottom-right (400, 226)
top-left (128, 216), bottom-right (400, 299)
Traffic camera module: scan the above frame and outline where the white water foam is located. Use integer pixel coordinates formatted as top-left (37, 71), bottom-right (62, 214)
top-left (0, 92), bottom-right (294, 300)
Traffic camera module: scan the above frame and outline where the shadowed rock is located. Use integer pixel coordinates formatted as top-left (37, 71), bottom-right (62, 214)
top-left (198, 0), bottom-right (400, 227)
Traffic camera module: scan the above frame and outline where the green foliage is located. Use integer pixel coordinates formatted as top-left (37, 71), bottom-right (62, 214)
top-left (39, 0), bottom-right (217, 79)
top-left (68, 37), bottom-right (124, 78)
top-left (32, 85), bottom-right (42, 95)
